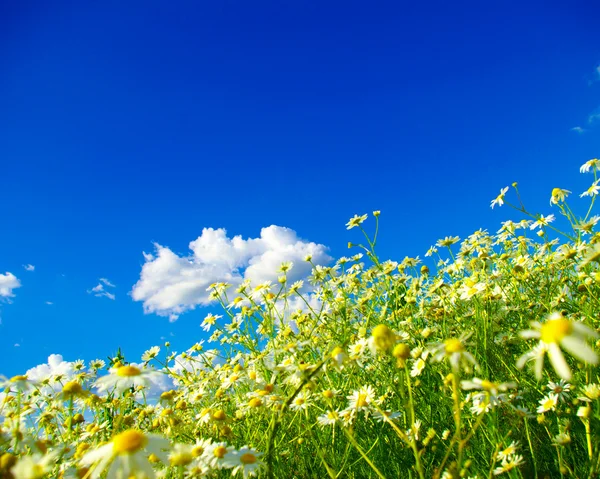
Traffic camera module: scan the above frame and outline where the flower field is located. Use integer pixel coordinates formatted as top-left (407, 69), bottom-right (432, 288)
top-left (3, 159), bottom-right (600, 478)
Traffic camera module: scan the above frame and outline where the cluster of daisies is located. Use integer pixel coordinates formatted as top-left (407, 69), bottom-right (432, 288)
top-left (2, 159), bottom-right (600, 478)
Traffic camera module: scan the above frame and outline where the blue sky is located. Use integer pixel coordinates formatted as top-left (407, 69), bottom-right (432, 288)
top-left (1, 0), bottom-right (599, 376)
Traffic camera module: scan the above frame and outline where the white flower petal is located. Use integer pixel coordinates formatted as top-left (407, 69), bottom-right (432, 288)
top-left (561, 336), bottom-right (598, 365)
top-left (548, 343), bottom-right (571, 380)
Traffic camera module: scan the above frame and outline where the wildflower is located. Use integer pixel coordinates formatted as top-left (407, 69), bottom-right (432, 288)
top-left (580, 179), bottom-right (600, 198)
top-left (94, 364), bottom-right (165, 395)
top-left (460, 378), bottom-right (516, 396)
top-left (553, 433), bottom-right (571, 446)
top-left (168, 443), bottom-right (194, 467)
top-left (201, 313), bottom-right (221, 332)
top-left (10, 451), bottom-right (58, 479)
top-left (580, 243), bottom-right (600, 268)
top-left (550, 188), bottom-right (571, 205)
top-left (346, 214), bottom-right (368, 230)
top-left (430, 334), bottom-right (478, 372)
top-left (368, 324), bottom-right (396, 354)
top-left (373, 409), bottom-right (402, 422)
top-left (496, 441), bottom-right (519, 461)
top-left (580, 158), bottom-right (600, 173)
top-left (490, 187), bottom-right (509, 209)
top-left (347, 385), bottom-right (376, 412)
top-left (80, 429), bottom-right (170, 479)
top-left (223, 446), bottom-right (263, 478)
top-left (317, 410), bottom-right (340, 427)
top-left (537, 394), bottom-right (558, 413)
top-left (202, 442), bottom-right (234, 470)
top-left (547, 379), bottom-right (571, 401)
top-left (142, 346), bottom-right (160, 362)
top-left (530, 214), bottom-right (555, 230)
top-left (517, 312), bottom-right (598, 380)
top-left (289, 391), bottom-right (311, 411)
top-left (410, 357), bottom-right (426, 377)
top-left (493, 454), bottom-right (524, 475)
top-left (436, 236), bottom-right (460, 247)
top-left (579, 383), bottom-right (600, 402)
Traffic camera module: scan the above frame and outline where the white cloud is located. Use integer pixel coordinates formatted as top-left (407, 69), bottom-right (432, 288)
top-left (14, 343), bottom-right (20, 347)
top-left (131, 225), bottom-right (331, 320)
top-left (588, 110), bottom-right (600, 124)
top-left (23, 264), bottom-right (35, 272)
top-left (88, 278), bottom-right (116, 300)
top-left (45, 301), bottom-right (54, 305)
top-left (0, 272), bottom-right (21, 301)
top-left (26, 354), bottom-right (76, 393)
top-left (571, 126), bottom-right (586, 134)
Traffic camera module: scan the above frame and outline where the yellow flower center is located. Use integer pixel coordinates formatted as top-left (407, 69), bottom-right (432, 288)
top-left (356, 393), bottom-right (368, 408)
top-left (112, 430), bottom-right (147, 454)
top-left (248, 397), bottom-right (263, 408)
top-left (62, 381), bottom-right (84, 396)
top-left (212, 410), bottom-right (226, 421)
top-left (191, 445), bottom-right (204, 457)
top-left (540, 319), bottom-right (572, 344)
top-left (322, 390), bottom-right (334, 399)
top-left (480, 380), bottom-right (496, 391)
top-left (444, 338), bottom-right (464, 354)
top-left (240, 452), bottom-right (257, 464)
top-left (116, 366), bottom-right (142, 377)
top-left (372, 324), bottom-right (396, 352)
top-left (213, 446), bottom-right (227, 458)
top-left (10, 375), bottom-right (28, 382)
top-left (170, 452), bottom-right (193, 466)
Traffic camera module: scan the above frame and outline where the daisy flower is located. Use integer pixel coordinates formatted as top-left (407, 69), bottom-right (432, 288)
top-left (430, 334), bottom-right (478, 372)
top-left (223, 446), bottom-right (263, 478)
top-left (550, 188), bottom-right (571, 205)
top-left (537, 393), bottom-right (558, 414)
top-left (10, 451), bottom-right (58, 479)
top-left (94, 363), bottom-right (165, 396)
top-left (547, 379), bottom-right (571, 401)
top-left (80, 429), bottom-right (170, 479)
top-left (490, 187), bottom-right (509, 209)
top-left (202, 442), bottom-right (234, 470)
top-left (517, 312), bottom-right (598, 380)
top-left (580, 158), bottom-right (600, 173)
top-left (347, 385), bottom-right (376, 413)
top-left (346, 214), bottom-right (368, 230)
top-left (317, 410), bottom-right (340, 427)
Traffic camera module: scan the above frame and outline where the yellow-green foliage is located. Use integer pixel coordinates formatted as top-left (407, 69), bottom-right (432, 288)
top-left (2, 159), bottom-right (600, 478)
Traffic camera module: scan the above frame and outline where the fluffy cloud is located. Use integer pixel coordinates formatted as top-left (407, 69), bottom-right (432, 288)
top-left (131, 225), bottom-right (331, 320)
top-left (87, 278), bottom-right (116, 300)
top-left (0, 272), bottom-right (21, 300)
top-left (23, 264), bottom-right (35, 272)
top-left (26, 354), bottom-right (76, 392)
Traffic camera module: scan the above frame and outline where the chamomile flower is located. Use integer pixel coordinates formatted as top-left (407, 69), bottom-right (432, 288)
top-left (580, 158), bottom-right (600, 173)
top-left (346, 214), bottom-right (368, 230)
top-left (94, 364), bottom-right (165, 395)
top-left (581, 180), bottom-right (600, 198)
top-left (550, 188), bottom-right (571, 205)
top-left (10, 451), bottom-right (58, 479)
top-left (142, 346), bottom-right (160, 363)
top-left (347, 385), bottom-right (376, 413)
top-left (517, 312), bottom-right (598, 380)
top-left (537, 393), bottom-right (558, 413)
top-left (490, 187), bottom-right (509, 209)
top-left (317, 410), bottom-right (340, 427)
top-left (430, 334), bottom-right (478, 372)
top-left (223, 446), bottom-right (263, 478)
top-left (80, 429), bottom-right (170, 479)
